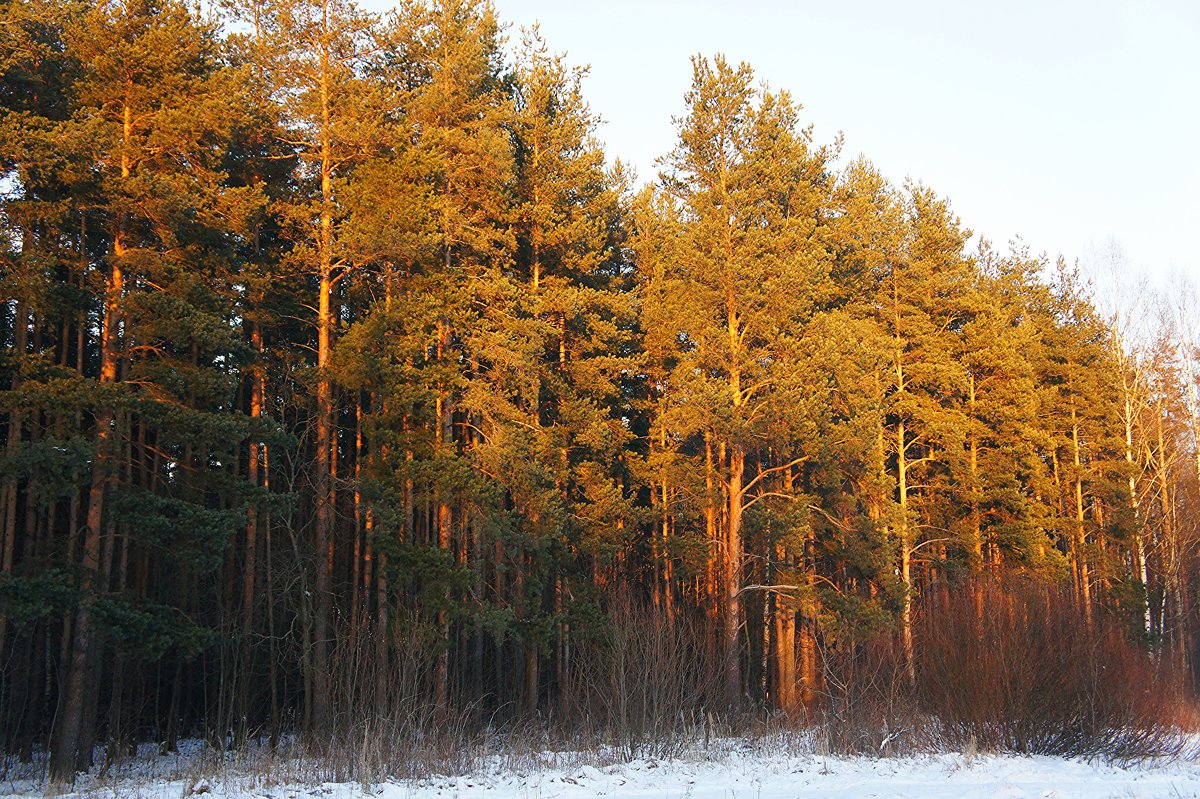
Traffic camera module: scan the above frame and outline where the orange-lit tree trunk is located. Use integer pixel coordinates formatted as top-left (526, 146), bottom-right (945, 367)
top-left (311, 95), bottom-right (335, 741)
top-left (894, 348), bottom-right (916, 685)
top-left (50, 92), bottom-right (132, 782)
top-left (1069, 403), bottom-right (1093, 624)
top-left (772, 543), bottom-right (797, 713)
top-left (239, 320), bottom-right (265, 737)
top-left (434, 319), bottom-right (452, 709)
top-left (724, 437), bottom-right (744, 707)
top-left (54, 193), bottom-right (119, 781)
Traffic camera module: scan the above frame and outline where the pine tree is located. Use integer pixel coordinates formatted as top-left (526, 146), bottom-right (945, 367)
top-left (881, 183), bottom-right (972, 679)
top-left (502, 28), bottom-right (636, 709)
top-left (640, 55), bottom-right (833, 705)
top-left (0, 0), bottom-right (261, 778)
top-left (954, 244), bottom-right (1056, 575)
top-left (239, 0), bottom-right (388, 732)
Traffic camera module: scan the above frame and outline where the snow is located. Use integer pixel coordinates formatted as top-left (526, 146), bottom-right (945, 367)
top-left (5, 740), bottom-right (1200, 799)
top-left (387, 751), bottom-right (1200, 799)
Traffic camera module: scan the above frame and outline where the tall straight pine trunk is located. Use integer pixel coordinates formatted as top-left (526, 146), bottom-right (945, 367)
top-left (50, 97), bottom-right (131, 782)
top-left (310, 0), bottom-right (337, 731)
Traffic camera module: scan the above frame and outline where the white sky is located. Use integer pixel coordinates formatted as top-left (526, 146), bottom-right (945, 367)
top-left (366, 0), bottom-right (1200, 289)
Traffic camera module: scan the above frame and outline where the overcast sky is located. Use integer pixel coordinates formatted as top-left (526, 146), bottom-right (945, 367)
top-left (366, 0), bottom-right (1200, 288)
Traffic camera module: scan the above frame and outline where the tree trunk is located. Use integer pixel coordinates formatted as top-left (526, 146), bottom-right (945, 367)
top-left (51, 110), bottom-right (129, 777)
top-left (724, 439), bottom-right (744, 707)
top-left (435, 322), bottom-right (452, 710)
top-left (1070, 405), bottom-right (1092, 624)
top-left (311, 0), bottom-right (337, 731)
top-left (896, 416), bottom-right (915, 686)
top-left (240, 322), bottom-right (264, 738)
top-left (0, 300), bottom-right (28, 661)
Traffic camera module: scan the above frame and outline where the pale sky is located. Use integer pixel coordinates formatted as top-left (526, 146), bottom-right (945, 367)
top-left (370, 0), bottom-right (1200, 289)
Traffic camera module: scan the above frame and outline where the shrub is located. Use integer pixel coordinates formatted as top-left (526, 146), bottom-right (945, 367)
top-left (914, 577), bottom-right (1194, 762)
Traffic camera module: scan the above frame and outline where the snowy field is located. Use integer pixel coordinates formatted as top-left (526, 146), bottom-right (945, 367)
top-left (7, 741), bottom-right (1200, 799)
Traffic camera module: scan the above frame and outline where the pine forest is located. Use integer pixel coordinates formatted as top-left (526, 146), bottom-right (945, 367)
top-left (2, 0), bottom-right (1199, 784)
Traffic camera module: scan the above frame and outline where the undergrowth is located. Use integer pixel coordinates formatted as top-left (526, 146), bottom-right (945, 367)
top-left (8, 580), bottom-right (1198, 793)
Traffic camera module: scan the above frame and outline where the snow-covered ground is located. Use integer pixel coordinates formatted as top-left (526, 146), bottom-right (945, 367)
top-left (7, 741), bottom-right (1200, 799)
